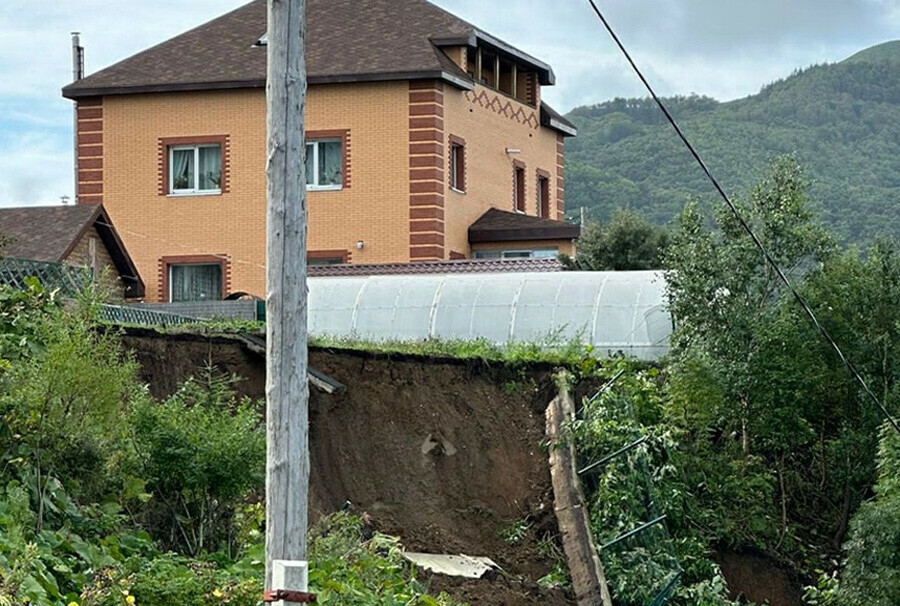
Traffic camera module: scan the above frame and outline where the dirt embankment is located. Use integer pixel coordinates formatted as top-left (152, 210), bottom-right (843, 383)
top-left (122, 329), bottom-right (572, 605)
top-left (714, 549), bottom-right (804, 606)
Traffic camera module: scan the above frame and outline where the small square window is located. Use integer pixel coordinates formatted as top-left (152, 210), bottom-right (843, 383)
top-left (169, 144), bottom-right (221, 194)
top-left (306, 139), bottom-right (343, 190)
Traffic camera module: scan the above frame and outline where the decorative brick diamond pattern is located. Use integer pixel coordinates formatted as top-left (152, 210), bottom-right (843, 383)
top-left (464, 89), bottom-right (540, 129)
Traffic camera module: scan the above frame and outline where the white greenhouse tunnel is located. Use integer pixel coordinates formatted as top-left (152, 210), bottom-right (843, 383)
top-left (307, 271), bottom-right (672, 361)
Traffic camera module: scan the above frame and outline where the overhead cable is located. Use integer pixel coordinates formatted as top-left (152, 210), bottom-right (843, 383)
top-left (584, 0), bottom-right (900, 434)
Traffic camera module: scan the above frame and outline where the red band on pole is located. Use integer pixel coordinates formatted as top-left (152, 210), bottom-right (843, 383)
top-left (263, 590), bottom-right (317, 603)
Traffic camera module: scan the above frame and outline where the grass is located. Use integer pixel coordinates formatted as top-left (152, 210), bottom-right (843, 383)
top-left (308, 334), bottom-right (602, 368)
top-left (105, 310), bottom-right (618, 370)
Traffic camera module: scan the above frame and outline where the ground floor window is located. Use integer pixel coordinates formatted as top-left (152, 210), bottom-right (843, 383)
top-left (473, 248), bottom-right (558, 260)
top-left (308, 250), bottom-right (349, 266)
top-left (308, 256), bottom-right (345, 266)
top-left (169, 263), bottom-right (222, 302)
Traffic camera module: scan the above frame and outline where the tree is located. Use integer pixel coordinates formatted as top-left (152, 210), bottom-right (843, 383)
top-left (835, 424), bottom-right (900, 605)
top-left (664, 156), bottom-right (832, 458)
top-left (561, 207), bottom-right (669, 271)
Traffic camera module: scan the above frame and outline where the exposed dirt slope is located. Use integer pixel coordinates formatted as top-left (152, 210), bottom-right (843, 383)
top-left (121, 329), bottom-right (572, 605)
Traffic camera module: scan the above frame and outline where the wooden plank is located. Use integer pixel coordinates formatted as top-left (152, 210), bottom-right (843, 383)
top-left (265, 0), bottom-right (310, 602)
top-left (239, 334), bottom-right (346, 394)
top-left (546, 383), bottom-right (613, 606)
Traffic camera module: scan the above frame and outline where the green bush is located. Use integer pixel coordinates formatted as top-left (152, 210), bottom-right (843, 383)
top-left (0, 284), bottom-right (463, 606)
top-left (127, 369), bottom-right (265, 557)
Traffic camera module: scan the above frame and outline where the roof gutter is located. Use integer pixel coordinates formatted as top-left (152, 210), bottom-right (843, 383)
top-left (547, 117), bottom-right (577, 137)
top-left (469, 226), bottom-right (581, 243)
top-left (62, 69), bottom-right (473, 99)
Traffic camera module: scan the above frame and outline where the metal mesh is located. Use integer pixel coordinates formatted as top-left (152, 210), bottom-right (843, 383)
top-left (0, 258), bottom-right (91, 296)
top-left (578, 379), bottom-right (683, 605)
top-left (99, 304), bottom-right (194, 327)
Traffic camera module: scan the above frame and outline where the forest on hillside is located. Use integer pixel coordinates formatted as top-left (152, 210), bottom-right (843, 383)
top-left (564, 46), bottom-right (900, 242)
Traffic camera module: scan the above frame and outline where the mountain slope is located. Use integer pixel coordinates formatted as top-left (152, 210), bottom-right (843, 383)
top-left (564, 41), bottom-right (900, 241)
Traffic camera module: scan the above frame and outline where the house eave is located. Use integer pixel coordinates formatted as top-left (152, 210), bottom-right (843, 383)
top-left (547, 117), bottom-right (577, 137)
top-left (63, 69), bottom-right (474, 100)
top-left (469, 226), bottom-right (581, 244)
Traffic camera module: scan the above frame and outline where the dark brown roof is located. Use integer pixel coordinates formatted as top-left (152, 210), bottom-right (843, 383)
top-left (0, 205), bottom-right (145, 297)
top-left (468, 208), bottom-right (581, 244)
top-left (62, 0), bottom-right (554, 98)
top-left (308, 257), bottom-right (561, 277)
top-left (541, 104), bottom-right (577, 137)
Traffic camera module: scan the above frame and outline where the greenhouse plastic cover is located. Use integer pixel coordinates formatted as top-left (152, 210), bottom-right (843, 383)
top-left (308, 271), bottom-right (671, 360)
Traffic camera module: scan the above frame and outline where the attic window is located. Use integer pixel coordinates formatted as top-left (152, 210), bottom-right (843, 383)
top-left (468, 46), bottom-right (535, 106)
top-left (466, 47), bottom-right (477, 79)
top-left (499, 58), bottom-right (515, 96)
top-left (481, 50), bottom-right (497, 88)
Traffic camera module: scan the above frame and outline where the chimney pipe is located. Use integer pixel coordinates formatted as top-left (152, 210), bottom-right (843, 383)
top-left (71, 33), bottom-right (83, 205)
top-left (72, 32), bottom-right (84, 81)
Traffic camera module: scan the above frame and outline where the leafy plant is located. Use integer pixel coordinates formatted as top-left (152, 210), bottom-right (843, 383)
top-left (127, 369), bottom-right (265, 557)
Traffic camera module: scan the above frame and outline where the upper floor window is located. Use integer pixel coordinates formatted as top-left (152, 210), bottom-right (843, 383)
top-left (514, 164), bottom-right (526, 213)
top-left (449, 136), bottom-right (466, 193)
top-left (464, 45), bottom-right (536, 107)
top-left (170, 144), bottom-right (221, 194)
top-left (538, 173), bottom-right (551, 218)
top-left (306, 139), bottom-right (343, 190)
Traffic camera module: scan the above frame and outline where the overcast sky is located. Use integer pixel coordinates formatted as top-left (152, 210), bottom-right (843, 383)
top-left (0, 0), bottom-right (897, 206)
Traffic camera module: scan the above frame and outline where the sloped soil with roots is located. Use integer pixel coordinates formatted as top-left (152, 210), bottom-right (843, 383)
top-left (122, 329), bottom-right (573, 605)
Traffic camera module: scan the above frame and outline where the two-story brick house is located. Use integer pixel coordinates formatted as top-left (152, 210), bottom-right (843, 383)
top-left (62, 0), bottom-right (578, 302)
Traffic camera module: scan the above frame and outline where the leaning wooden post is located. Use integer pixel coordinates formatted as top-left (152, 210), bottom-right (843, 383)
top-left (547, 373), bottom-right (614, 606)
top-left (265, 0), bottom-right (310, 604)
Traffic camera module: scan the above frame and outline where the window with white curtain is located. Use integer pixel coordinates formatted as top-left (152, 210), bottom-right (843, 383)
top-left (169, 144), bottom-right (222, 194)
top-left (169, 263), bottom-right (222, 302)
top-left (473, 248), bottom-right (558, 260)
top-left (305, 139), bottom-right (343, 190)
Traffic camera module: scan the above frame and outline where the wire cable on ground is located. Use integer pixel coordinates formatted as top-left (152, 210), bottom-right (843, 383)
top-left (584, 0), bottom-right (900, 434)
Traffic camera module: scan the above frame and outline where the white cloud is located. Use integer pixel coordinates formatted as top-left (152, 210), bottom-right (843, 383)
top-left (0, 0), bottom-right (896, 205)
top-left (0, 131), bottom-right (72, 206)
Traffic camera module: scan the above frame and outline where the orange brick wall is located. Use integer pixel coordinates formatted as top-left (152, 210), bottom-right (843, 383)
top-left (101, 82), bottom-right (410, 301)
top-left (97, 79), bottom-right (565, 300)
top-left (442, 83), bottom-right (562, 258)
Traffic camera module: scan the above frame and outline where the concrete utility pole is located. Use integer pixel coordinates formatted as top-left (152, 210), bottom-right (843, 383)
top-left (264, 0), bottom-right (311, 604)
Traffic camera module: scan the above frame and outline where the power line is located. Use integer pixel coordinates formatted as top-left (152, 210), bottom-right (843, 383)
top-left (583, 0), bottom-right (900, 435)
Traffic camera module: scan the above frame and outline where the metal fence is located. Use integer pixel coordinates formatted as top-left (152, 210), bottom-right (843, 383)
top-left (0, 258), bottom-right (92, 297)
top-left (99, 304), bottom-right (195, 327)
top-left (128, 300), bottom-right (261, 322)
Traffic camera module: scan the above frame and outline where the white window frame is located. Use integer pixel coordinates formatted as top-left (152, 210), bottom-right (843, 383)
top-left (306, 139), bottom-right (343, 191)
top-left (169, 144), bottom-right (222, 195)
top-left (474, 248), bottom-right (558, 260)
top-left (449, 143), bottom-right (465, 193)
top-left (514, 166), bottom-right (526, 213)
